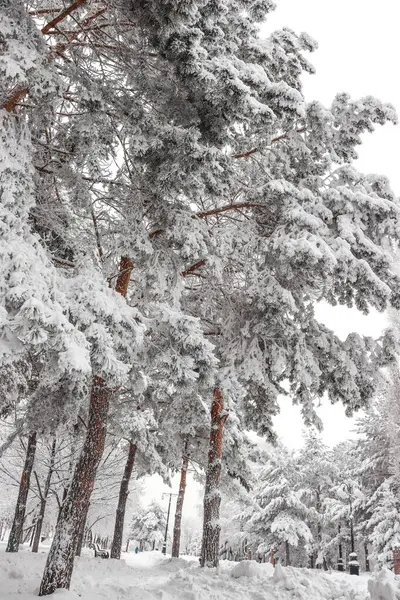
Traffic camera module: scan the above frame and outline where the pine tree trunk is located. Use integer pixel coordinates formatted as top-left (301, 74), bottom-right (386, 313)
top-left (38, 257), bottom-right (132, 595)
top-left (172, 442), bottom-right (189, 558)
top-left (364, 543), bottom-right (370, 572)
top-left (110, 441), bottom-right (137, 559)
top-left (200, 387), bottom-right (228, 568)
top-left (57, 424), bottom-right (79, 525)
top-left (6, 432), bottom-right (37, 552)
top-left (75, 501), bottom-right (90, 557)
top-left (39, 378), bottom-right (111, 594)
top-left (285, 540), bottom-right (290, 566)
top-left (32, 438), bottom-right (57, 553)
top-left (338, 524), bottom-right (343, 559)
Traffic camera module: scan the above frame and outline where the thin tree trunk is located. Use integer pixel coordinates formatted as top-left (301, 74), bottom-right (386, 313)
top-left (39, 257), bottom-right (132, 595)
top-left (364, 542), bottom-right (370, 572)
top-left (285, 540), bottom-right (290, 566)
top-left (6, 432), bottom-right (37, 552)
top-left (32, 438), bottom-right (57, 553)
top-left (30, 526), bottom-right (36, 547)
top-left (338, 524), bottom-right (343, 559)
top-left (172, 442), bottom-right (189, 558)
top-left (110, 440), bottom-right (137, 559)
top-left (75, 501), bottom-right (90, 557)
top-left (200, 387), bottom-right (228, 568)
top-left (316, 489), bottom-right (327, 570)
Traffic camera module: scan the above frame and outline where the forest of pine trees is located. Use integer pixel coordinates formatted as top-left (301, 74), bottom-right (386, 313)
top-left (1, 0), bottom-right (400, 595)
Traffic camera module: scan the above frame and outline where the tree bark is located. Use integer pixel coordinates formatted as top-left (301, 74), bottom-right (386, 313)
top-left (6, 432), bottom-right (37, 552)
top-left (39, 257), bottom-right (132, 595)
top-left (57, 423), bottom-right (80, 525)
top-left (172, 442), bottom-right (189, 558)
top-left (75, 501), bottom-right (90, 557)
top-left (32, 438), bottom-right (57, 553)
top-left (364, 542), bottom-right (370, 572)
top-left (110, 440), bottom-right (137, 559)
top-left (285, 540), bottom-right (290, 566)
top-left (115, 256), bottom-right (134, 296)
top-left (39, 377), bottom-right (112, 596)
top-left (200, 387), bottom-right (228, 568)
top-left (39, 378), bottom-right (112, 595)
top-left (338, 524), bottom-right (343, 559)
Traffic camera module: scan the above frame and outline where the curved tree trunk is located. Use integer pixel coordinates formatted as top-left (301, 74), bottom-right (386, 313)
top-left (6, 432), bottom-right (37, 552)
top-left (200, 387), bottom-right (228, 568)
top-left (39, 256), bottom-right (133, 595)
top-left (110, 440), bottom-right (137, 559)
top-left (32, 438), bottom-right (57, 553)
top-left (172, 442), bottom-right (189, 558)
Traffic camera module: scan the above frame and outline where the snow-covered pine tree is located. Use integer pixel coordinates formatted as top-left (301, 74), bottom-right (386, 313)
top-left (246, 445), bottom-right (313, 565)
top-left (0, 4), bottom-right (146, 589)
top-left (182, 26), bottom-right (400, 570)
top-left (352, 365), bottom-right (400, 568)
top-left (129, 500), bottom-right (167, 552)
top-left (367, 478), bottom-right (400, 567)
top-left (323, 440), bottom-right (366, 568)
top-left (297, 431), bottom-right (338, 568)
top-left (0, 0), bottom-right (91, 554)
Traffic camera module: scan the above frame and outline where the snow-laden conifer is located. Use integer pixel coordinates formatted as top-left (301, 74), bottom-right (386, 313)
top-left (246, 445), bottom-right (313, 565)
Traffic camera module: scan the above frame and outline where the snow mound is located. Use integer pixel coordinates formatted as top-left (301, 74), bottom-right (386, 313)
top-left (368, 568), bottom-right (400, 600)
top-left (158, 556), bottom-right (199, 571)
top-left (230, 560), bottom-right (274, 579)
top-left (271, 563), bottom-right (367, 599)
top-left (230, 560), bottom-right (261, 578)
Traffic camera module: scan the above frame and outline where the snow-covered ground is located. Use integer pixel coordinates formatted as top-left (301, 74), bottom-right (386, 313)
top-left (0, 543), bottom-right (373, 600)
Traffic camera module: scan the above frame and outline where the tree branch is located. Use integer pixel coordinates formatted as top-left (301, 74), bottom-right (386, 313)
top-left (196, 202), bottom-right (264, 219)
top-left (91, 209), bottom-right (104, 261)
top-left (181, 259), bottom-right (206, 277)
top-left (0, 422), bottom-right (23, 459)
top-left (233, 127), bottom-right (306, 159)
top-left (232, 148), bottom-right (258, 159)
top-left (41, 0), bottom-right (88, 35)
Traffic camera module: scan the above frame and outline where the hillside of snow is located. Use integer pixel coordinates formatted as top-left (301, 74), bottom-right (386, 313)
top-left (0, 545), bottom-right (373, 600)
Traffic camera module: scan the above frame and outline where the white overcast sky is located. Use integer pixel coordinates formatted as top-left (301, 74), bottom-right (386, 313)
top-left (145, 1), bottom-right (399, 513)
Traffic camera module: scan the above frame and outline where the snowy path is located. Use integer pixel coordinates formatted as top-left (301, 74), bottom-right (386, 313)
top-left (0, 545), bottom-right (370, 600)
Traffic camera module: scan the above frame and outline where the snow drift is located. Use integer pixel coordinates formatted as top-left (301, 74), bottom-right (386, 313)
top-left (0, 546), bottom-right (370, 600)
top-left (368, 568), bottom-right (400, 600)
